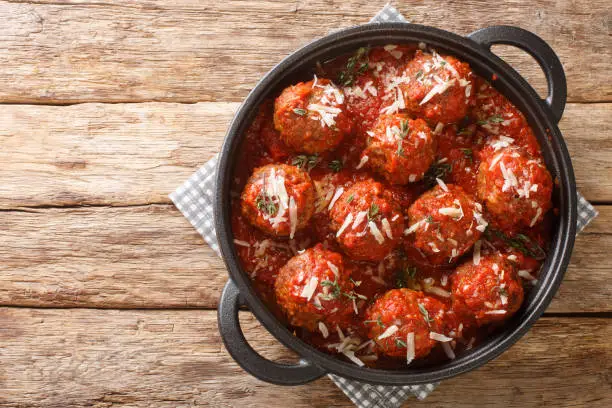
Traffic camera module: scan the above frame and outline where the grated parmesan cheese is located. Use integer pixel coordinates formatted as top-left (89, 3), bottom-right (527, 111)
top-left (430, 332), bottom-right (453, 342)
top-left (377, 325), bottom-right (398, 340)
top-left (328, 187), bottom-right (344, 211)
top-left (318, 322), bottom-right (329, 338)
top-left (300, 277), bottom-right (319, 301)
top-left (336, 213), bottom-right (354, 237)
top-left (381, 218), bottom-right (393, 239)
top-left (406, 332), bottom-right (415, 364)
top-left (289, 196), bottom-right (298, 239)
top-left (369, 221), bottom-right (385, 244)
top-left (473, 240), bottom-right (482, 265)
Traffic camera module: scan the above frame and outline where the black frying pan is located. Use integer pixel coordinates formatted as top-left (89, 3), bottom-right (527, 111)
top-left (215, 23), bottom-right (577, 385)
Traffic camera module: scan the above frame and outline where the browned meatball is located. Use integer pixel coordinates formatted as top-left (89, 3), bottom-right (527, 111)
top-left (364, 289), bottom-right (451, 360)
top-left (451, 254), bottom-right (524, 326)
top-left (273, 77), bottom-right (352, 154)
top-left (329, 179), bottom-right (404, 262)
top-left (362, 114), bottom-right (436, 184)
top-left (405, 184), bottom-right (486, 265)
top-left (400, 50), bottom-right (475, 125)
top-left (241, 164), bottom-right (315, 238)
top-left (275, 244), bottom-right (356, 332)
top-left (477, 146), bottom-right (553, 234)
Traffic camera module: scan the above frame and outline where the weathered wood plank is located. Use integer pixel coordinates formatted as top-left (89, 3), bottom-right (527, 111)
top-left (0, 309), bottom-right (609, 407)
top-left (0, 0), bottom-right (609, 104)
top-left (0, 102), bottom-right (610, 208)
top-left (0, 204), bottom-right (609, 311)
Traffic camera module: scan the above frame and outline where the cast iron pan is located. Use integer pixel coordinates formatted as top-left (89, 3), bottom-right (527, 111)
top-left (215, 24), bottom-right (577, 385)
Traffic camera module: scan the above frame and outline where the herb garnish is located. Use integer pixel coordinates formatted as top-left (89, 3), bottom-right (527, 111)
top-left (292, 154), bottom-right (319, 171)
top-left (423, 162), bottom-right (452, 188)
top-left (337, 47), bottom-right (370, 86)
top-left (460, 148), bottom-right (473, 163)
top-left (415, 70), bottom-right (424, 80)
top-left (418, 303), bottom-right (433, 326)
top-left (256, 193), bottom-right (278, 216)
top-left (346, 194), bottom-right (354, 203)
top-left (477, 114), bottom-right (504, 125)
top-left (399, 120), bottom-right (410, 139)
top-left (485, 229), bottom-right (546, 260)
top-left (395, 265), bottom-right (418, 289)
top-left (395, 338), bottom-right (407, 348)
top-left (320, 278), bottom-right (366, 302)
top-left (367, 203), bottom-right (380, 220)
top-left (328, 160), bottom-right (343, 173)
top-left (293, 108), bottom-right (307, 116)
top-left (396, 141), bottom-right (405, 157)
top-left (498, 287), bottom-right (509, 297)
top-left (364, 316), bottom-right (386, 328)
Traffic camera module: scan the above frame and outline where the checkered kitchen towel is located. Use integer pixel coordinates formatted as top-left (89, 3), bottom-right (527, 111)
top-left (170, 5), bottom-right (598, 408)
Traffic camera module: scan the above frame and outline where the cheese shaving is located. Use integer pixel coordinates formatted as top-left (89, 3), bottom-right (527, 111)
top-left (289, 196), bottom-right (298, 239)
top-left (336, 212), bottom-right (354, 237)
top-left (377, 324), bottom-right (398, 340)
top-left (318, 322), bottom-right (329, 338)
top-left (300, 277), bottom-right (319, 301)
top-left (369, 221), bottom-right (385, 244)
top-left (429, 332), bottom-right (453, 342)
top-left (381, 218), bottom-right (393, 239)
top-left (406, 332), bottom-right (415, 364)
top-left (328, 187), bottom-right (344, 211)
top-left (473, 240), bottom-right (482, 265)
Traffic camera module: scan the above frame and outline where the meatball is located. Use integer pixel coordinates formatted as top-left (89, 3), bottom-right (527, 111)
top-left (241, 164), bottom-right (315, 238)
top-left (477, 146), bottom-right (553, 233)
top-left (329, 179), bottom-right (405, 261)
top-left (274, 244), bottom-right (356, 331)
top-left (400, 50), bottom-right (475, 124)
top-left (451, 254), bottom-right (525, 325)
top-left (362, 114), bottom-right (436, 184)
top-left (406, 184), bottom-right (486, 265)
top-left (363, 289), bottom-right (449, 360)
top-left (273, 77), bottom-right (352, 154)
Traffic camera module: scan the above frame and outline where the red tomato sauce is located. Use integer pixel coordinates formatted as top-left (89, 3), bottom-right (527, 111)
top-left (229, 44), bottom-right (554, 369)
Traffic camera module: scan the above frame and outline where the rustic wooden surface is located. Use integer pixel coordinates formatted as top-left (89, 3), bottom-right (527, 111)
top-left (0, 1), bottom-right (610, 407)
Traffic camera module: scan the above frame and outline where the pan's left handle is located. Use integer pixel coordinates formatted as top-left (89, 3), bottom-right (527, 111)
top-left (217, 279), bottom-right (326, 385)
top-left (468, 25), bottom-right (567, 123)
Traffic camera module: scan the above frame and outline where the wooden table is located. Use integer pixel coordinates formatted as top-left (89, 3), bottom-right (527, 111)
top-left (0, 1), bottom-right (610, 406)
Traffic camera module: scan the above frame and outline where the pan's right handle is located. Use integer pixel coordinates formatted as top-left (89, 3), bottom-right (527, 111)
top-left (217, 279), bottom-right (326, 385)
top-left (468, 25), bottom-right (567, 123)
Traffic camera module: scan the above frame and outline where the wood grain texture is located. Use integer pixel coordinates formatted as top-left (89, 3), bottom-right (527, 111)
top-left (0, 0), bottom-right (609, 104)
top-left (1, 102), bottom-right (610, 209)
top-left (0, 308), bottom-right (609, 408)
top-left (0, 204), bottom-right (609, 311)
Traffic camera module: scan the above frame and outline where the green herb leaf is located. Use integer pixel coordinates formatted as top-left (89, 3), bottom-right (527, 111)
top-left (292, 154), bottom-right (319, 172)
top-left (293, 108), bottom-right (307, 116)
top-left (337, 47), bottom-right (370, 87)
top-left (396, 141), bottom-right (405, 157)
top-left (364, 317), bottom-right (385, 328)
top-left (485, 229), bottom-right (547, 260)
top-left (418, 303), bottom-right (433, 326)
top-left (328, 160), bottom-right (343, 173)
top-left (346, 194), bottom-right (354, 204)
top-left (256, 193), bottom-right (278, 216)
top-left (395, 338), bottom-right (407, 348)
top-left (415, 70), bottom-right (424, 79)
top-left (423, 161), bottom-right (452, 188)
top-left (460, 148), bottom-right (473, 163)
top-left (367, 203), bottom-right (380, 220)
top-left (478, 114), bottom-right (504, 125)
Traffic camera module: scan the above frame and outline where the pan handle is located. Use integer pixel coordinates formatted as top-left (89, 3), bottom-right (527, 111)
top-left (467, 26), bottom-right (567, 123)
top-left (217, 279), bottom-right (326, 385)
